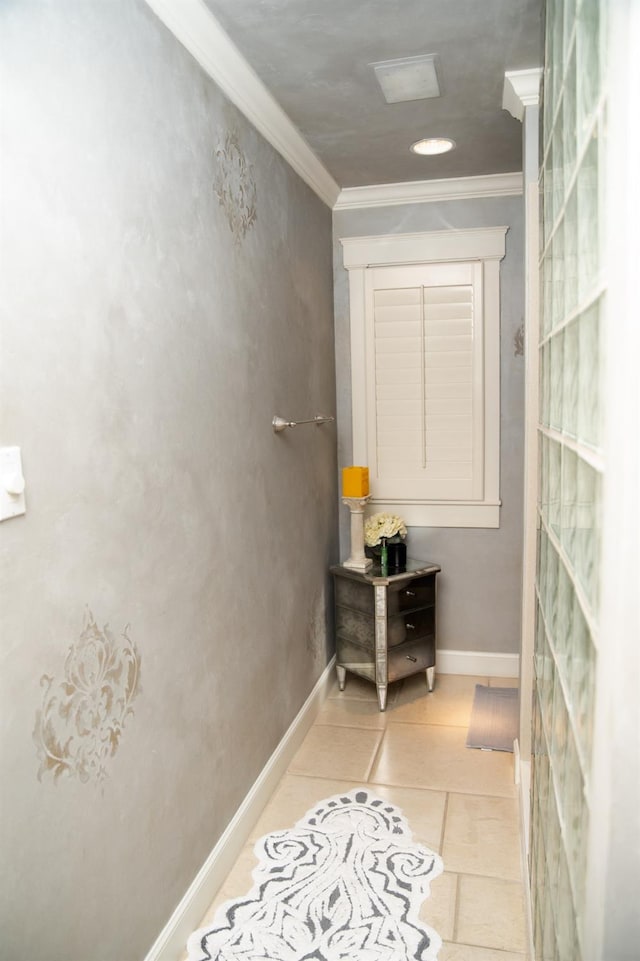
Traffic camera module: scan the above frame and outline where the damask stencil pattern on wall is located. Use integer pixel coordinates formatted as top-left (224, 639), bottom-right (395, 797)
top-left (306, 587), bottom-right (327, 661)
top-left (33, 611), bottom-right (141, 784)
top-left (514, 321), bottom-right (525, 357)
top-left (213, 130), bottom-right (258, 243)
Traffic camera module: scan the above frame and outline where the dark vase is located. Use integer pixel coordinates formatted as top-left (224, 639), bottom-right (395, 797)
top-left (387, 540), bottom-right (407, 572)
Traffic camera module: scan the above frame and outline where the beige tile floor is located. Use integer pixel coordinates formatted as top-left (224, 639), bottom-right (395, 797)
top-left (182, 672), bottom-right (528, 961)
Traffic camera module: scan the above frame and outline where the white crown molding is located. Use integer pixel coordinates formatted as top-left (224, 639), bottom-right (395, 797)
top-left (143, 0), bottom-right (530, 212)
top-left (143, 0), bottom-right (340, 208)
top-left (334, 172), bottom-right (523, 210)
top-left (502, 68), bottom-right (543, 122)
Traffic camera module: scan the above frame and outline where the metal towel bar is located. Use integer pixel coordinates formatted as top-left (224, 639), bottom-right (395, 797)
top-left (272, 414), bottom-right (335, 433)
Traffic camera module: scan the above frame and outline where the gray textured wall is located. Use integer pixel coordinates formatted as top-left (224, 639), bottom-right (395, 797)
top-left (0, 3), bottom-right (337, 959)
top-left (333, 198), bottom-right (525, 654)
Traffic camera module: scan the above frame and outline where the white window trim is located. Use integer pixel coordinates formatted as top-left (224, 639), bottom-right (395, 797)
top-left (341, 227), bottom-right (507, 528)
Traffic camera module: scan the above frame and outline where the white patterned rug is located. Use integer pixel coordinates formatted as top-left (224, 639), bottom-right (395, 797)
top-left (187, 788), bottom-right (443, 961)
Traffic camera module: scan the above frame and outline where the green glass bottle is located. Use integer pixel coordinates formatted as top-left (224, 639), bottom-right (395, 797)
top-left (380, 537), bottom-right (388, 575)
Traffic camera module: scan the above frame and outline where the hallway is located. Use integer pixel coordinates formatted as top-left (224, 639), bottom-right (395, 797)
top-left (184, 673), bottom-right (528, 960)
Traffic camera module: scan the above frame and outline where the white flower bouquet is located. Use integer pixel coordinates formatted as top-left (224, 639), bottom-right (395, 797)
top-left (364, 512), bottom-right (407, 547)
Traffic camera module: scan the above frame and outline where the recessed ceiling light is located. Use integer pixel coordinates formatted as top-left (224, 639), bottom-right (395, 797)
top-left (410, 137), bottom-right (456, 156)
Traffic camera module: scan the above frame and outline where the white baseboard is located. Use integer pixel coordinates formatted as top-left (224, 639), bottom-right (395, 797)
top-left (143, 656), bottom-right (336, 961)
top-left (437, 648), bottom-right (520, 678)
top-left (515, 740), bottom-right (534, 961)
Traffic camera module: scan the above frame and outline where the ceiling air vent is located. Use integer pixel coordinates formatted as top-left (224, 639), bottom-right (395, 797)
top-left (370, 54), bottom-right (441, 104)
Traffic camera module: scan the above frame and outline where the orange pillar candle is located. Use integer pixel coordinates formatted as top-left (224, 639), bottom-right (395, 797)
top-left (342, 466), bottom-right (369, 498)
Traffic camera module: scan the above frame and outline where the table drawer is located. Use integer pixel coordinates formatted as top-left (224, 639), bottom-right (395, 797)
top-left (387, 575), bottom-right (436, 615)
top-left (337, 605), bottom-right (434, 650)
top-left (387, 636), bottom-right (435, 682)
top-left (336, 634), bottom-right (435, 684)
top-left (387, 608), bottom-right (435, 647)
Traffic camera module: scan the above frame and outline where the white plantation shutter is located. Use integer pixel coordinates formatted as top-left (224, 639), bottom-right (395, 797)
top-left (342, 227), bottom-right (506, 527)
top-left (366, 262), bottom-right (483, 501)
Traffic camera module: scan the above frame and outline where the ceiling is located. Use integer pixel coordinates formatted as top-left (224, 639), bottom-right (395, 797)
top-left (201, 0), bottom-right (544, 189)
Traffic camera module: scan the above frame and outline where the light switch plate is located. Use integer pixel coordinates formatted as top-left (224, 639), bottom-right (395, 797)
top-left (0, 446), bottom-right (26, 521)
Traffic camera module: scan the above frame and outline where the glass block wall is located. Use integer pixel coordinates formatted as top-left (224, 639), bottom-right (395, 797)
top-left (531, 0), bottom-right (605, 958)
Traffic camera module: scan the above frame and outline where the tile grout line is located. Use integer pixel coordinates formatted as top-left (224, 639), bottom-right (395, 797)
top-left (286, 771), bottom-right (376, 786)
top-left (313, 720), bottom-right (387, 732)
top-left (319, 718), bottom-right (475, 730)
top-left (366, 777), bottom-right (516, 799)
top-left (378, 718), bottom-right (472, 729)
top-left (281, 770), bottom-right (369, 787)
top-left (443, 941), bottom-right (527, 959)
top-left (439, 791), bottom-right (450, 857)
top-left (451, 871), bottom-right (461, 943)
top-left (364, 728), bottom-right (387, 782)
top-left (445, 788), bottom-right (521, 805)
